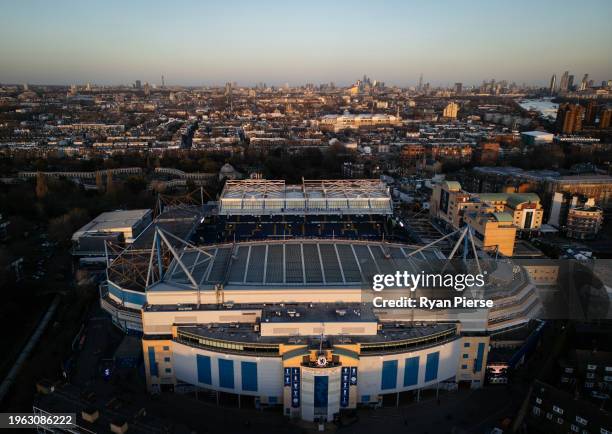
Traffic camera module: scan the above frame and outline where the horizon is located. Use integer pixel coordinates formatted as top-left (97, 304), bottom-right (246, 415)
top-left (1, 0), bottom-right (611, 87)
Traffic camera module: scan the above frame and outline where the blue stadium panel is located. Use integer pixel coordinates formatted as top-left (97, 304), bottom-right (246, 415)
top-left (218, 359), bottom-right (235, 389)
top-left (148, 347), bottom-right (158, 377)
top-left (425, 352), bottom-right (440, 382)
top-left (123, 289), bottom-right (146, 306)
top-left (241, 361), bottom-right (258, 391)
top-left (197, 354), bottom-right (212, 385)
top-left (403, 356), bottom-right (419, 386)
top-left (381, 360), bottom-right (398, 390)
top-left (108, 282), bottom-right (146, 306)
top-left (314, 376), bottom-right (329, 408)
top-left (474, 342), bottom-right (485, 373)
top-left (108, 282), bottom-right (123, 299)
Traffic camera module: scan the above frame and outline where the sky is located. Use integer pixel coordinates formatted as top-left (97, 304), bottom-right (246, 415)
top-left (1, 0), bottom-right (611, 87)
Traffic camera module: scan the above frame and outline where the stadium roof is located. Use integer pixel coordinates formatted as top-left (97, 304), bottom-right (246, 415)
top-left (144, 237), bottom-right (445, 291)
top-left (218, 179), bottom-right (393, 215)
top-left (72, 209), bottom-right (151, 241)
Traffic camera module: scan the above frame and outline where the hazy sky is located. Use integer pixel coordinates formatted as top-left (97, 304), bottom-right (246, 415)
top-left (1, 0), bottom-right (611, 87)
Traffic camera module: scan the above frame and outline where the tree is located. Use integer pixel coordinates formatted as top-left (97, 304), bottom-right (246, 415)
top-left (95, 171), bottom-right (104, 192)
top-left (105, 170), bottom-right (115, 195)
top-left (49, 208), bottom-right (90, 245)
top-left (35, 172), bottom-right (48, 199)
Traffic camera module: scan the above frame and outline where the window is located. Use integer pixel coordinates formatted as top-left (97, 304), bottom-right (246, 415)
top-left (241, 361), bottom-right (258, 392)
top-left (147, 347), bottom-right (158, 377)
top-left (557, 418), bottom-right (564, 424)
top-left (218, 359), bottom-right (235, 389)
top-left (553, 405), bottom-right (564, 415)
top-left (403, 357), bottom-right (419, 387)
top-left (462, 364), bottom-right (468, 370)
top-left (546, 413), bottom-right (553, 420)
top-left (196, 354), bottom-right (212, 385)
top-left (535, 397), bottom-right (542, 404)
top-left (571, 425), bottom-right (580, 432)
top-left (587, 373), bottom-right (595, 379)
top-left (164, 357), bottom-right (170, 362)
top-left (532, 406), bottom-right (541, 416)
top-left (588, 364), bottom-right (597, 371)
top-left (463, 354), bottom-right (469, 359)
top-left (381, 360), bottom-right (398, 390)
top-left (464, 342), bottom-right (471, 347)
top-left (165, 368), bottom-right (171, 373)
top-left (425, 352), bottom-right (439, 382)
top-left (585, 382), bottom-right (594, 388)
top-left (576, 416), bottom-right (588, 426)
top-left (601, 428), bottom-right (612, 434)
top-left (163, 346), bottom-right (170, 351)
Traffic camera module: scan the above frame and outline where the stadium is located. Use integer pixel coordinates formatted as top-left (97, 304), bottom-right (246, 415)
top-left (99, 179), bottom-right (542, 422)
top-left (197, 179), bottom-right (393, 243)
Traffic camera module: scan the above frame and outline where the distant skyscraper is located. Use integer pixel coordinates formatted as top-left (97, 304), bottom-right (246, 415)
top-left (559, 71), bottom-right (569, 92)
top-left (556, 103), bottom-right (584, 134)
top-left (567, 75), bottom-right (575, 91)
top-left (161, 75), bottom-right (165, 88)
top-left (418, 73), bottom-right (423, 91)
top-left (580, 73), bottom-right (589, 91)
top-left (135, 80), bottom-right (142, 89)
top-left (549, 74), bottom-right (556, 95)
top-left (454, 82), bottom-right (462, 94)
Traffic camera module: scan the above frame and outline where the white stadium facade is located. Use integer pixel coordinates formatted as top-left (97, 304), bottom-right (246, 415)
top-left (99, 179), bottom-right (541, 422)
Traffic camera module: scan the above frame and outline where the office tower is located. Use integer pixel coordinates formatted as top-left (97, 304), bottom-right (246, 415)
top-left (549, 74), bottom-right (556, 95)
top-left (161, 75), bottom-right (165, 88)
top-left (580, 74), bottom-right (589, 91)
top-left (418, 73), bottom-right (423, 91)
top-left (568, 75), bottom-right (575, 90)
top-left (559, 71), bottom-right (569, 91)
top-left (454, 82), bottom-right (462, 94)
top-left (556, 103), bottom-right (584, 134)
top-left (135, 80), bottom-right (142, 89)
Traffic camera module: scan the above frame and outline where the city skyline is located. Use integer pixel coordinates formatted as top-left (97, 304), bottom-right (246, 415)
top-left (1, 0), bottom-right (611, 87)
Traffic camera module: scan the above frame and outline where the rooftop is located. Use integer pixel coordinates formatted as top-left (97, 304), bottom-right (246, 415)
top-left (175, 320), bottom-right (457, 347)
top-left (218, 179), bottom-right (392, 215)
top-left (150, 238), bottom-right (445, 291)
top-left (72, 209), bottom-right (151, 240)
